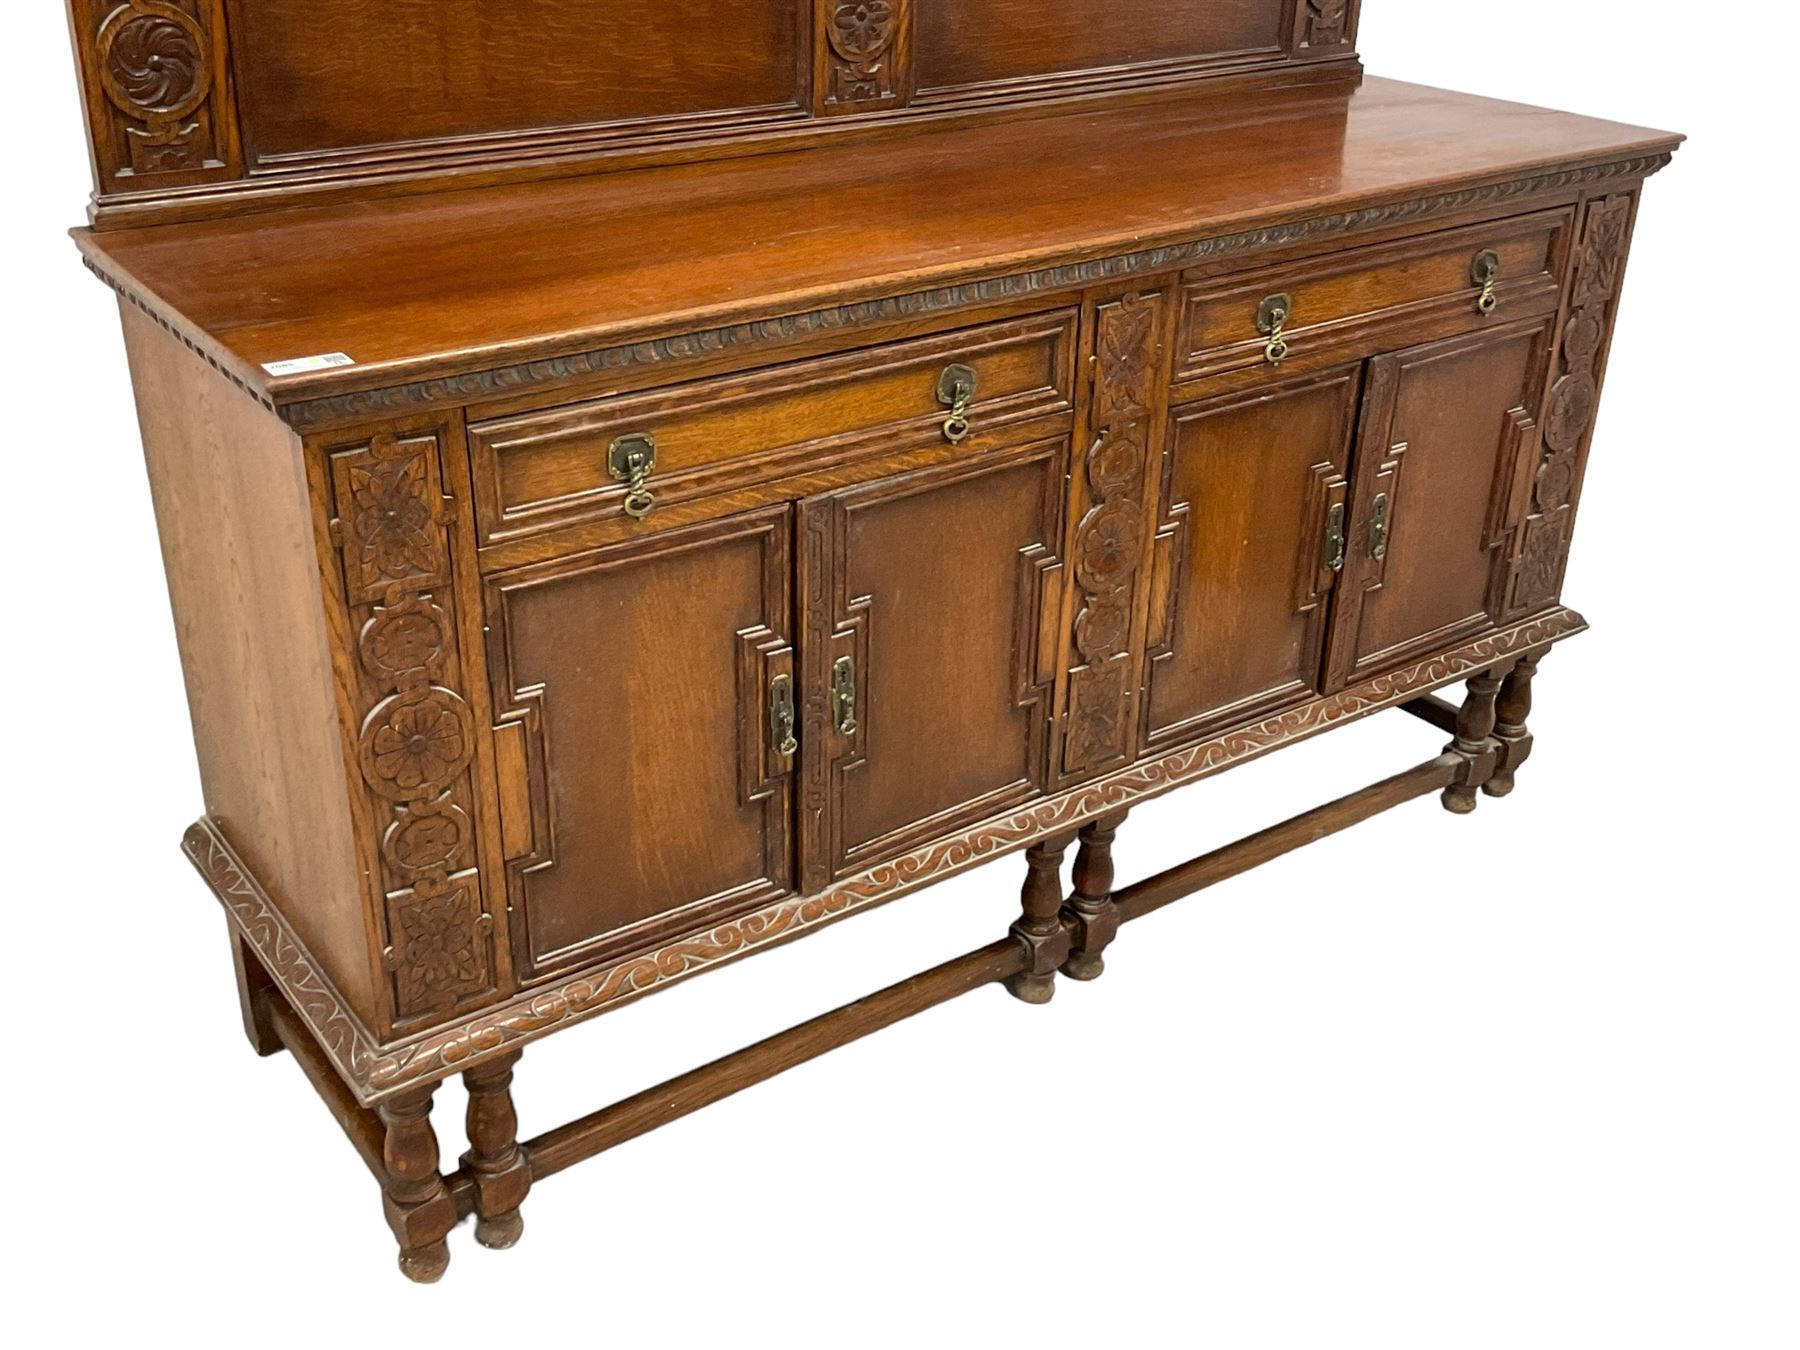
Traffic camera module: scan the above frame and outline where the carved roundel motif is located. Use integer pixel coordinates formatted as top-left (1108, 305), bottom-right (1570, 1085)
top-left (1087, 430), bottom-right (1145, 498)
top-left (359, 601), bottom-right (449, 682)
top-left (1074, 592), bottom-right (1132, 662)
top-left (1075, 503), bottom-right (1146, 592)
top-left (359, 688), bottom-right (475, 802)
top-left (1544, 373), bottom-right (1598, 453)
top-left (1562, 309), bottom-right (1606, 368)
top-left (383, 801), bottom-right (473, 875)
top-left (98, 2), bottom-right (210, 120)
top-left (1535, 452), bottom-right (1577, 513)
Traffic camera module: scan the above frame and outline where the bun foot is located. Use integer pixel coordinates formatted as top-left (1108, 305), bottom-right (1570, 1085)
top-left (475, 1211), bottom-right (524, 1250)
top-left (1481, 771), bottom-right (1516, 799)
top-left (398, 1240), bottom-right (451, 1284)
top-left (1441, 785), bottom-right (1479, 815)
top-left (1061, 951), bottom-right (1105, 982)
top-left (1005, 972), bottom-right (1056, 1004)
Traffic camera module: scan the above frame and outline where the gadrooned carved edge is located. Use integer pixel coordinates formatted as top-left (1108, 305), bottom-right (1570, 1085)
top-left (185, 605), bottom-right (1587, 1104)
top-left (81, 155), bottom-right (1669, 431)
top-left (86, 256), bottom-right (279, 413)
top-left (269, 155), bottom-right (1672, 429)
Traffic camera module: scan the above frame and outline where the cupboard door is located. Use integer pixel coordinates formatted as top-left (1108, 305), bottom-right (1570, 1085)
top-left (1142, 367), bottom-right (1359, 748)
top-left (485, 507), bottom-right (795, 981)
top-left (1325, 321), bottom-right (1553, 690)
top-left (798, 440), bottom-right (1066, 888)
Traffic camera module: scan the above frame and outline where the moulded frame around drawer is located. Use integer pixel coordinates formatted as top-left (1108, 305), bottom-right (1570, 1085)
top-left (467, 308), bottom-right (1080, 551)
top-left (1174, 207), bottom-right (1574, 382)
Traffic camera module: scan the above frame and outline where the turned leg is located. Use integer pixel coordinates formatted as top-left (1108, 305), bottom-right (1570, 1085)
top-left (228, 929), bottom-right (282, 1057)
top-left (1061, 809), bottom-right (1127, 981)
top-left (1483, 652), bottom-right (1541, 798)
top-left (377, 1085), bottom-right (457, 1283)
top-left (1442, 670), bottom-right (1504, 815)
top-left (1005, 833), bottom-right (1076, 1004)
top-left (463, 1051), bottom-right (531, 1249)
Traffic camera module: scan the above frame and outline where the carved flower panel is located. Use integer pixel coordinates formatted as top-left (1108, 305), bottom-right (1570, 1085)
top-left (1066, 663), bottom-right (1131, 769)
top-left (1095, 296), bottom-right (1157, 422)
top-left (388, 882), bottom-right (492, 1018)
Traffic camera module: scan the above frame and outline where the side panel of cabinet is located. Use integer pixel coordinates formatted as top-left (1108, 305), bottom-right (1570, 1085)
top-left (798, 440), bottom-right (1066, 888)
top-left (485, 507), bottom-right (795, 982)
top-left (1142, 366), bottom-right (1358, 749)
top-left (1324, 318), bottom-right (1555, 689)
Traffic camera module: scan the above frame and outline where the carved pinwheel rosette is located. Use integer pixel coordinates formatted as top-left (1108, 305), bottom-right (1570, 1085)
top-left (98, 2), bottom-right (209, 121)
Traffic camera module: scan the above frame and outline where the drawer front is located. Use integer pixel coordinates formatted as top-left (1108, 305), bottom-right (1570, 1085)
top-left (470, 310), bottom-right (1079, 548)
top-left (1175, 210), bottom-right (1571, 382)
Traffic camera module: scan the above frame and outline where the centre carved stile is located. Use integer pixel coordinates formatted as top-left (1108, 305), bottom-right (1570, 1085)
top-left (1064, 292), bottom-right (1163, 776)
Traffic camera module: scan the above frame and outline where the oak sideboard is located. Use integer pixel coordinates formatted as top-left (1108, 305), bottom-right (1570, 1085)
top-left (60, 0), bottom-right (1680, 1280)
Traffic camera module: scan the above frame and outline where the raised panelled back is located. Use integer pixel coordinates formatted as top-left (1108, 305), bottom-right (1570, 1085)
top-left (224, 0), bottom-right (806, 163)
top-left (67, 0), bottom-right (1355, 223)
top-left (915, 0), bottom-right (1285, 92)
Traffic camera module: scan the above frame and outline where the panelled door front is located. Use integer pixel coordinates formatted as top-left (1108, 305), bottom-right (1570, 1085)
top-left (1324, 319), bottom-right (1555, 689)
top-left (1142, 364), bottom-right (1361, 750)
top-left (484, 506), bottom-right (796, 982)
top-left (797, 439), bottom-right (1067, 889)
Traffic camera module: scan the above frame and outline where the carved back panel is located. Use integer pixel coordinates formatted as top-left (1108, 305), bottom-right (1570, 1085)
top-left (64, 0), bottom-right (1361, 226)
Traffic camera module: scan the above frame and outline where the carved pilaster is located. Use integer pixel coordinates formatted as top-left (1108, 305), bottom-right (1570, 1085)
top-left (1062, 291), bottom-right (1167, 780)
top-left (1509, 194), bottom-right (1635, 616)
top-left (326, 429), bottom-right (497, 1027)
top-left (72, 0), bottom-right (240, 186)
top-left (817, 1), bottom-right (912, 113)
top-left (1296, 0), bottom-right (1359, 54)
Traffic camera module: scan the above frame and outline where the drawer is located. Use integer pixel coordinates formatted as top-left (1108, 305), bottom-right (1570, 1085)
top-left (469, 310), bottom-right (1079, 546)
top-left (1175, 209), bottom-right (1571, 382)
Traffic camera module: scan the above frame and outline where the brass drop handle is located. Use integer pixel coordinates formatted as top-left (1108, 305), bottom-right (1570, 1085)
top-left (1257, 293), bottom-right (1293, 365)
top-left (770, 673), bottom-right (798, 758)
top-left (1322, 502), bottom-right (1347, 573)
top-left (831, 656), bottom-right (858, 735)
top-left (608, 432), bottom-right (658, 519)
top-left (1369, 492), bottom-right (1391, 560)
top-left (937, 363), bottom-right (979, 445)
top-left (1472, 250), bottom-right (1501, 315)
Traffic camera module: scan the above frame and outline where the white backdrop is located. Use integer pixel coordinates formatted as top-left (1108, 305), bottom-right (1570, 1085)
top-left (7, 5), bottom-right (1790, 1345)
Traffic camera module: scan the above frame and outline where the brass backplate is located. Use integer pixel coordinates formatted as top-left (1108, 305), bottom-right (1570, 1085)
top-left (936, 363), bottom-right (979, 407)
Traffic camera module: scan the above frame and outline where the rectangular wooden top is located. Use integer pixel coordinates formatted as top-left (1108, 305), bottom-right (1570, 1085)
top-left (75, 77), bottom-right (1680, 424)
